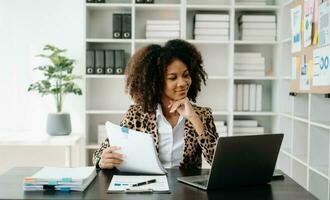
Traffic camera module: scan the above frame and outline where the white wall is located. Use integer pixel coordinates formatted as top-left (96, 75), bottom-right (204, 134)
top-left (0, 0), bottom-right (85, 135)
top-left (0, 0), bottom-right (85, 173)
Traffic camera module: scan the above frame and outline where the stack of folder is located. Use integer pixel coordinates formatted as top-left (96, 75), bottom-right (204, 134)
top-left (234, 52), bottom-right (266, 76)
top-left (23, 166), bottom-right (97, 192)
top-left (145, 20), bottom-right (180, 39)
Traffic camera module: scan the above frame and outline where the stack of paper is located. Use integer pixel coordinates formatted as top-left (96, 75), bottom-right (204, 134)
top-left (194, 13), bottom-right (229, 41)
top-left (234, 52), bottom-right (266, 76)
top-left (233, 120), bottom-right (264, 135)
top-left (235, 84), bottom-right (262, 111)
top-left (146, 20), bottom-right (180, 39)
top-left (214, 121), bottom-right (227, 137)
top-left (238, 14), bottom-right (276, 41)
top-left (236, 0), bottom-right (271, 6)
top-left (23, 166), bottom-right (97, 191)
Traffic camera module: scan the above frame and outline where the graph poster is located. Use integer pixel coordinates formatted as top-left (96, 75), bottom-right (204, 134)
top-left (313, 46), bottom-right (330, 86)
top-left (291, 5), bottom-right (302, 53)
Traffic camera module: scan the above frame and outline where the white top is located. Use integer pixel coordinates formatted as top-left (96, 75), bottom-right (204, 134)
top-left (156, 104), bottom-right (185, 168)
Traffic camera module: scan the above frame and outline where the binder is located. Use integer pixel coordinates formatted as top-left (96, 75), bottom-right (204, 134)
top-left (86, 0), bottom-right (95, 3)
top-left (95, 0), bottom-right (105, 3)
top-left (243, 84), bottom-right (249, 111)
top-left (95, 50), bottom-right (105, 74)
top-left (136, 0), bottom-right (145, 3)
top-left (105, 50), bottom-right (115, 74)
top-left (145, 0), bottom-right (154, 3)
top-left (114, 50), bottom-right (125, 74)
top-left (86, 50), bottom-right (95, 74)
top-left (113, 14), bottom-right (122, 39)
top-left (122, 14), bottom-right (132, 39)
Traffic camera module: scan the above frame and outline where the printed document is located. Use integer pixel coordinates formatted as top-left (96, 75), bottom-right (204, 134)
top-left (105, 121), bottom-right (167, 174)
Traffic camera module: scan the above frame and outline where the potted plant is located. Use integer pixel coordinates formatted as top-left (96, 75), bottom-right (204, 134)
top-left (28, 44), bottom-right (82, 136)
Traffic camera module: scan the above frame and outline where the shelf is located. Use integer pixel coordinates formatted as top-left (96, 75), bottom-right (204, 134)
top-left (234, 5), bottom-right (279, 11)
top-left (280, 37), bottom-right (291, 43)
top-left (186, 4), bottom-right (231, 10)
top-left (233, 111), bottom-right (276, 116)
top-left (134, 39), bottom-right (170, 44)
top-left (86, 110), bottom-right (126, 114)
top-left (86, 144), bottom-right (100, 149)
top-left (134, 4), bottom-right (180, 10)
top-left (310, 121), bottom-right (330, 130)
top-left (279, 76), bottom-right (291, 80)
top-left (279, 112), bottom-right (292, 118)
top-left (234, 40), bottom-right (278, 45)
top-left (86, 3), bottom-right (132, 10)
top-left (186, 40), bottom-right (230, 45)
top-left (85, 75), bottom-right (125, 79)
top-left (292, 116), bottom-right (309, 124)
top-left (86, 38), bottom-right (132, 43)
top-left (212, 111), bottom-right (230, 115)
top-left (233, 76), bottom-right (276, 80)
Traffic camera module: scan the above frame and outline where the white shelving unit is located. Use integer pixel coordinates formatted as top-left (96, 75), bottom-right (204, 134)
top-left (84, 1), bottom-right (330, 198)
top-left (275, 1), bottom-right (330, 199)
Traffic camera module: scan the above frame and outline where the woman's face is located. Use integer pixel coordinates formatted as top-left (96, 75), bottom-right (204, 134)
top-left (162, 59), bottom-right (192, 102)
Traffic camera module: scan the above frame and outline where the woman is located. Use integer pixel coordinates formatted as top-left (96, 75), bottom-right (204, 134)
top-left (93, 39), bottom-right (218, 169)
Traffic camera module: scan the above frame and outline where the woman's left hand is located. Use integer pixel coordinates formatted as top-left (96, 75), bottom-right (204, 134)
top-left (168, 97), bottom-right (198, 120)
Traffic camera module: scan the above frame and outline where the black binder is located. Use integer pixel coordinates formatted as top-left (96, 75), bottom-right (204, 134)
top-left (145, 0), bottom-right (154, 3)
top-left (113, 14), bottom-right (122, 39)
top-left (86, 50), bottom-right (95, 74)
top-left (95, 50), bottom-right (105, 74)
top-left (95, 0), bottom-right (105, 3)
top-left (122, 14), bottom-right (131, 39)
top-left (135, 0), bottom-right (145, 3)
top-left (114, 50), bottom-right (125, 74)
top-left (86, 0), bottom-right (95, 3)
top-left (105, 50), bottom-right (115, 74)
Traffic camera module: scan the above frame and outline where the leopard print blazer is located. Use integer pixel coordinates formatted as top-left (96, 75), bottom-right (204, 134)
top-left (93, 104), bottom-right (218, 169)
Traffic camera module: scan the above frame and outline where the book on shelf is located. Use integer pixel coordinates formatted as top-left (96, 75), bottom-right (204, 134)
top-left (234, 57), bottom-right (265, 64)
top-left (122, 14), bottom-right (131, 39)
top-left (95, 50), bottom-right (105, 74)
top-left (243, 84), bottom-right (250, 111)
top-left (236, 2), bottom-right (267, 5)
top-left (146, 31), bottom-right (180, 39)
top-left (233, 126), bottom-right (264, 134)
top-left (241, 22), bottom-right (276, 29)
top-left (241, 35), bottom-right (276, 41)
top-left (146, 20), bottom-right (179, 25)
top-left (249, 84), bottom-right (257, 111)
top-left (146, 24), bottom-right (180, 31)
top-left (195, 14), bottom-right (229, 22)
top-left (234, 70), bottom-right (265, 76)
top-left (242, 29), bottom-right (276, 36)
top-left (113, 14), bottom-right (122, 39)
top-left (105, 50), bottom-right (115, 74)
top-left (194, 28), bottom-right (228, 35)
top-left (236, 84), bottom-right (243, 111)
top-left (86, 50), bottom-right (95, 74)
top-left (114, 50), bottom-right (125, 74)
top-left (239, 15), bottom-right (276, 23)
top-left (234, 120), bottom-right (258, 127)
top-left (194, 35), bottom-right (228, 41)
top-left (234, 52), bottom-right (262, 58)
top-left (195, 21), bottom-right (229, 29)
top-left (256, 84), bottom-right (263, 111)
top-left (234, 64), bottom-right (265, 70)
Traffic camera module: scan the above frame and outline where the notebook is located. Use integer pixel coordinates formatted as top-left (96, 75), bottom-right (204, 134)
top-left (107, 175), bottom-right (170, 193)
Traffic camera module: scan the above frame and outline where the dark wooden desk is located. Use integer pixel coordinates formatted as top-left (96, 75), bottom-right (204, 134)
top-left (0, 167), bottom-right (317, 200)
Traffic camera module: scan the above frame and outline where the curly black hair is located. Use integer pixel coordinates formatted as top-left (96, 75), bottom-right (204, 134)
top-left (125, 39), bottom-right (207, 113)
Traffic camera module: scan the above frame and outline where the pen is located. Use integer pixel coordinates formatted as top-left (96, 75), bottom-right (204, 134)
top-left (131, 179), bottom-right (156, 187)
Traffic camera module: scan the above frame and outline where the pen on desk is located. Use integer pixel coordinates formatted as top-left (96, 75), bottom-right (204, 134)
top-left (131, 179), bottom-right (156, 187)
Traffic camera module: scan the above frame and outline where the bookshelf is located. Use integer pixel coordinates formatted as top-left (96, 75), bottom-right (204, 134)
top-left (84, 0), bottom-right (329, 198)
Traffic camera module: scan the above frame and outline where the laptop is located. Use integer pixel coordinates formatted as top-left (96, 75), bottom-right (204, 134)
top-left (177, 133), bottom-right (283, 190)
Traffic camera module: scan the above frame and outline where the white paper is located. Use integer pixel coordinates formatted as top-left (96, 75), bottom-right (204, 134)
top-left (304, 0), bottom-right (314, 47)
top-left (108, 175), bottom-right (169, 192)
top-left (300, 55), bottom-right (310, 90)
top-left (291, 5), bottom-right (302, 53)
top-left (105, 121), bottom-right (166, 174)
top-left (318, 1), bottom-right (330, 46)
top-left (313, 46), bottom-right (330, 86)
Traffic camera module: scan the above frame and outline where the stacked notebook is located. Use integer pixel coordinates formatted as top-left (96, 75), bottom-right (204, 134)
top-left (145, 20), bottom-right (180, 39)
top-left (236, 0), bottom-right (271, 6)
top-left (23, 167), bottom-right (97, 192)
top-left (239, 14), bottom-right (276, 41)
top-left (234, 83), bottom-right (262, 111)
top-left (234, 52), bottom-right (266, 76)
top-left (233, 120), bottom-right (264, 135)
top-left (214, 121), bottom-right (227, 137)
top-left (194, 13), bottom-right (229, 41)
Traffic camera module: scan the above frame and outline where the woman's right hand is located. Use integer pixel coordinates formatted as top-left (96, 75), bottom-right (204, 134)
top-left (99, 146), bottom-right (124, 169)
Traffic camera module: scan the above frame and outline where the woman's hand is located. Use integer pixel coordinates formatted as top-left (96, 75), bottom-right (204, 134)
top-left (99, 146), bottom-right (124, 169)
top-left (168, 97), bottom-right (198, 120)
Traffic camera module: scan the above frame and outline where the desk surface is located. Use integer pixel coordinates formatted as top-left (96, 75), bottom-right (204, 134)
top-left (0, 135), bottom-right (81, 146)
top-left (0, 167), bottom-right (317, 200)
